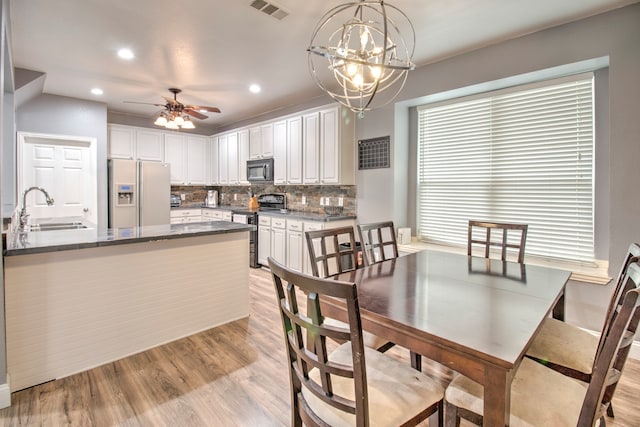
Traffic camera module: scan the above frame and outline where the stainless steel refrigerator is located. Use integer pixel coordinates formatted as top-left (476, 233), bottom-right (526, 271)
top-left (108, 159), bottom-right (170, 228)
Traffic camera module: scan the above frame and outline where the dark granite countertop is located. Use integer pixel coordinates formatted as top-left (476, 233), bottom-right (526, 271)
top-left (255, 209), bottom-right (356, 222)
top-left (172, 205), bottom-right (356, 222)
top-left (4, 221), bottom-right (254, 256)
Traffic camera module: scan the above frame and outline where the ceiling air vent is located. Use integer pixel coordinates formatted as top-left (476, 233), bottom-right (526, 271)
top-left (250, 0), bottom-right (289, 20)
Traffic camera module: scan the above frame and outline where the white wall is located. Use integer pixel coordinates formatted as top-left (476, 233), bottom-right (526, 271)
top-left (15, 94), bottom-right (108, 229)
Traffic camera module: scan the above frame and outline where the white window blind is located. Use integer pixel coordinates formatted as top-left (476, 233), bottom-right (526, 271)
top-left (417, 76), bottom-right (594, 262)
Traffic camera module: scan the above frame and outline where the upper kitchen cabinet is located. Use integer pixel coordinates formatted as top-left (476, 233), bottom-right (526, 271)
top-left (186, 135), bottom-right (207, 185)
top-left (108, 124), bottom-right (135, 159)
top-left (249, 123), bottom-right (274, 159)
top-left (136, 129), bottom-right (164, 161)
top-left (209, 136), bottom-right (219, 185)
top-left (108, 125), bottom-right (164, 161)
top-left (320, 106), bottom-right (355, 185)
top-left (287, 116), bottom-right (303, 184)
top-left (164, 133), bottom-right (186, 184)
top-left (274, 117), bottom-right (302, 185)
top-left (163, 133), bottom-right (207, 185)
top-left (238, 129), bottom-right (250, 185)
top-left (273, 119), bottom-right (287, 185)
top-left (303, 112), bottom-right (320, 184)
top-left (217, 131), bottom-right (240, 185)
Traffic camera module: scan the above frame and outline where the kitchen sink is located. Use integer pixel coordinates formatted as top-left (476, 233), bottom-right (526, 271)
top-left (28, 221), bottom-right (89, 232)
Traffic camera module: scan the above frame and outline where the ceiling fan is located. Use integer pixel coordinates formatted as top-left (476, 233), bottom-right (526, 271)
top-left (124, 88), bottom-right (221, 129)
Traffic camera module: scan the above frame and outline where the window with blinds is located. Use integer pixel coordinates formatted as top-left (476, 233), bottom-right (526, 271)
top-left (417, 75), bottom-right (594, 262)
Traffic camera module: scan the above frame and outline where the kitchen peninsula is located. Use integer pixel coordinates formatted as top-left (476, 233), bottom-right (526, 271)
top-left (3, 221), bottom-right (253, 392)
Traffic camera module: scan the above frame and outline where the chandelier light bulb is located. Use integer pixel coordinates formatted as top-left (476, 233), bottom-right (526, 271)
top-left (174, 115), bottom-right (185, 126)
top-left (154, 115), bottom-right (167, 126)
top-left (182, 117), bottom-right (195, 129)
top-left (346, 62), bottom-right (359, 77)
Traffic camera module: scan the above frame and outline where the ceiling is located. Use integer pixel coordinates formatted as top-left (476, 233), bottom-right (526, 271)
top-left (8, 0), bottom-right (638, 132)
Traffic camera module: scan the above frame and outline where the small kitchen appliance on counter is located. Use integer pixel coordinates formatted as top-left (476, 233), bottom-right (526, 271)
top-left (170, 194), bottom-right (181, 208)
top-left (205, 190), bottom-right (218, 207)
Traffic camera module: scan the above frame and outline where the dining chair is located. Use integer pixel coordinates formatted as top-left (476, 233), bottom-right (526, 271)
top-left (306, 226), bottom-right (361, 278)
top-left (357, 221), bottom-right (399, 266)
top-left (467, 220), bottom-right (528, 263)
top-left (268, 257), bottom-right (444, 427)
top-left (526, 242), bottom-right (640, 418)
top-left (444, 261), bottom-right (640, 427)
top-left (305, 226), bottom-right (394, 353)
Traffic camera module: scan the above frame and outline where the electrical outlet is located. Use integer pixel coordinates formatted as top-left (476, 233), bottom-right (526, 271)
top-left (234, 193), bottom-right (237, 201)
top-left (301, 196), bottom-right (306, 205)
top-left (338, 197), bottom-right (344, 207)
top-left (320, 197), bottom-right (325, 206)
top-left (180, 193), bottom-right (185, 201)
top-left (326, 197), bottom-right (331, 206)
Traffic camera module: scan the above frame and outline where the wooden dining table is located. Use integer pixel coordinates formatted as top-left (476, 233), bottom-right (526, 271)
top-left (323, 249), bottom-right (571, 427)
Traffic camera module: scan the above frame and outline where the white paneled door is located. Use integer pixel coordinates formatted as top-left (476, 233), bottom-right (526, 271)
top-left (19, 133), bottom-right (97, 223)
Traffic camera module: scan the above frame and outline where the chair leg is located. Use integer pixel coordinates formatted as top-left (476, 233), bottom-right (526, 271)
top-left (444, 401), bottom-right (461, 427)
top-left (607, 403), bottom-right (614, 418)
top-left (410, 351), bottom-right (422, 371)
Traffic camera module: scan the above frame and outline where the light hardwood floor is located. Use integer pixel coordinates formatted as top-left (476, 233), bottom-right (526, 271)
top-left (0, 267), bottom-right (638, 426)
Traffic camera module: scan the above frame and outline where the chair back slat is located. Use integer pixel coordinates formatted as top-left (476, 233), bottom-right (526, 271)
top-left (269, 257), bottom-right (369, 425)
top-left (579, 261), bottom-right (640, 425)
top-left (357, 221), bottom-right (399, 266)
top-left (306, 226), bottom-right (360, 278)
top-left (468, 220), bottom-right (528, 263)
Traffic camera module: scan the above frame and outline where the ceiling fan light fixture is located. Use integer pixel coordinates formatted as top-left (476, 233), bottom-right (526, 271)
top-left (181, 117), bottom-right (195, 129)
top-left (165, 120), bottom-right (179, 130)
top-left (154, 114), bottom-right (168, 126)
top-left (174, 115), bottom-right (185, 126)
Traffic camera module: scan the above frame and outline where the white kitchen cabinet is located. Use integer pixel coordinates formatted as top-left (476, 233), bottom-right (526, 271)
top-left (209, 136), bottom-right (219, 185)
top-left (164, 133), bottom-right (187, 184)
top-left (249, 123), bottom-right (274, 159)
top-left (108, 125), bottom-right (135, 159)
top-left (218, 134), bottom-right (229, 184)
top-left (287, 116), bottom-right (303, 184)
top-left (303, 221), bottom-right (324, 275)
top-left (170, 209), bottom-right (201, 224)
top-left (258, 215), bottom-right (272, 266)
top-left (271, 217), bottom-right (287, 265)
top-left (286, 219), bottom-right (304, 272)
top-left (238, 129), bottom-right (250, 185)
top-left (320, 106), bottom-right (355, 185)
top-left (136, 129), bottom-right (164, 161)
top-left (227, 132), bottom-right (239, 184)
top-left (303, 112), bottom-right (320, 184)
top-left (273, 119), bottom-right (287, 184)
top-left (186, 136), bottom-right (207, 185)
top-left (202, 209), bottom-right (222, 220)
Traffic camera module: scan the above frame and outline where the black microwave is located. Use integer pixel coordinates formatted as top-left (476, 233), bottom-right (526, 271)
top-left (247, 158), bottom-right (274, 183)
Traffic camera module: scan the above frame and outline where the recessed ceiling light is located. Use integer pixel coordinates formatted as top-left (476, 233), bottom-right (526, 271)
top-left (117, 48), bottom-right (134, 60)
top-left (249, 84), bottom-right (261, 93)
top-left (91, 88), bottom-right (104, 95)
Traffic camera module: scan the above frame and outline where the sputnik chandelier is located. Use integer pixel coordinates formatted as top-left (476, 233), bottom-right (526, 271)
top-left (307, 0), bottom-right (416, 117)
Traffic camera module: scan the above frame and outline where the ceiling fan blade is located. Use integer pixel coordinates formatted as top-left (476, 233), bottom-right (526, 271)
top-left (123, 101), bottom-right (165, 107)
top-left (183, 109), bottom-right (208, 120)
top-left (185, 105), bottom-right (221, 114)
top-left (162, 96), bottom-right (180, 106)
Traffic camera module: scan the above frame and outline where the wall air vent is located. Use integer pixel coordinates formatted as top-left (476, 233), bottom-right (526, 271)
top-left (250, 0), bottom-right (289, 20)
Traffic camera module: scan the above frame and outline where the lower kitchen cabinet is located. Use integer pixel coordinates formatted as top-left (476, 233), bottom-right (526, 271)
top-left (286, 219), bottom-right (303, 272)
top-left (271, 217), bottom-right (287, 265)
top-left (258, 215), bottom-right (272, 266)
top-left (170, 209), bottom-right (201, 224)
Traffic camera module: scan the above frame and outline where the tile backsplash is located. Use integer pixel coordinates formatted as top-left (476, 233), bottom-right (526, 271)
top-left (171, 185), bottom-right (356, 215)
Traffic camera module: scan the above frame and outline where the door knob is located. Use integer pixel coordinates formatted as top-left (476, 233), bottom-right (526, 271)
top-left (83, 208), bottom-right (89, 213)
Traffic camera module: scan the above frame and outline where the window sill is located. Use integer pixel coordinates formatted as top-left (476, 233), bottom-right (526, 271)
top-left (397, 240), bottom-right (611, 285)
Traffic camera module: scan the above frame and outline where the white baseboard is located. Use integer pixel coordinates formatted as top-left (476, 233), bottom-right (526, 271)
top-left (0, 382), bottom-right (11, 409)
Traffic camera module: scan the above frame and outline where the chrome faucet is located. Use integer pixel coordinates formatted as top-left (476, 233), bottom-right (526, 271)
top-left (19, 186), bottom-right (54, 231)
